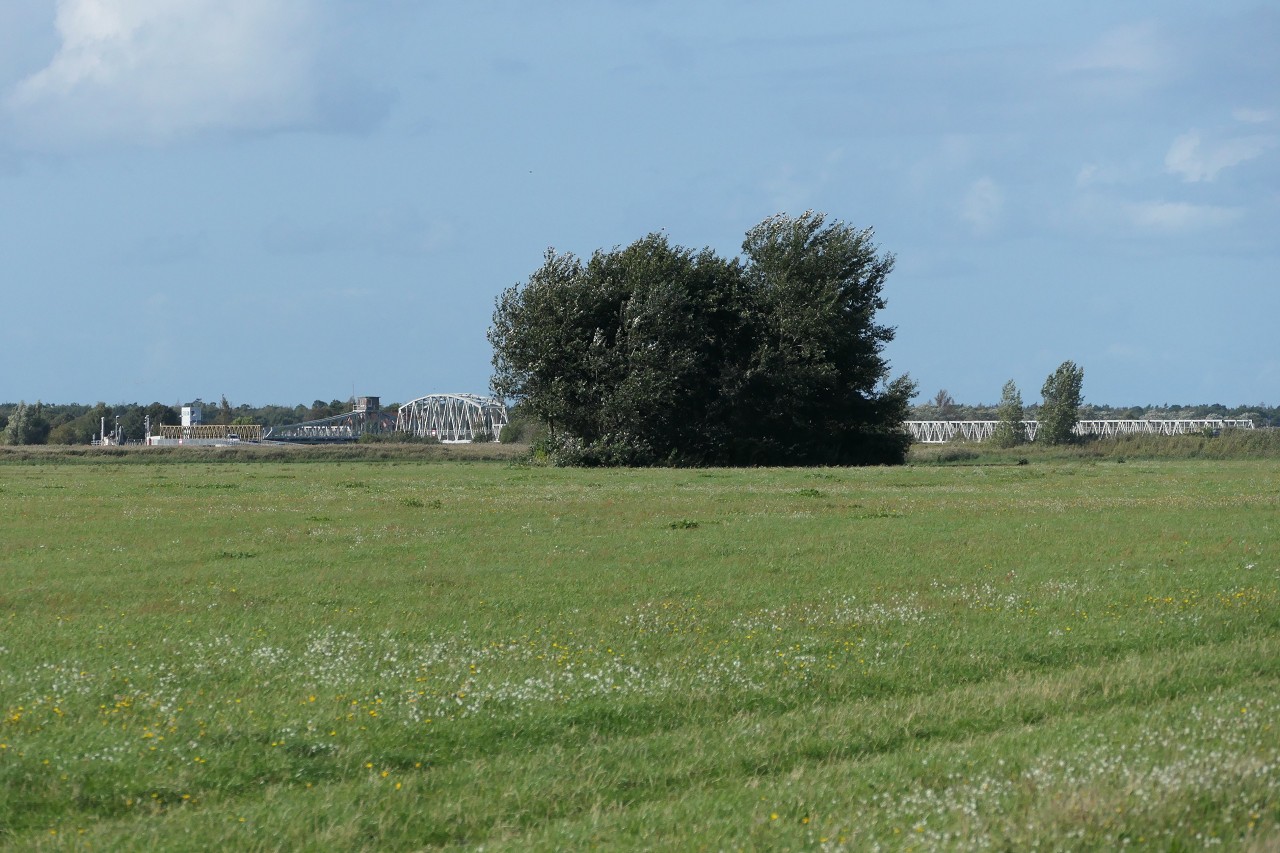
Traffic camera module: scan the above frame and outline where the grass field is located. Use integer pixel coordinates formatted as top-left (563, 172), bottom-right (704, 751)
top-left (1, 454), bottom-right (1277, 849)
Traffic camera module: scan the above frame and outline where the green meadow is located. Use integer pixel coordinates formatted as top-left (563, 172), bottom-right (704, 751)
top-left (1, 454), bottom-right (1277, 850)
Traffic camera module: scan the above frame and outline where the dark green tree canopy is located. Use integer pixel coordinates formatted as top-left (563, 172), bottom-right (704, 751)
top-left (489, 212), bottom-right (915, 466)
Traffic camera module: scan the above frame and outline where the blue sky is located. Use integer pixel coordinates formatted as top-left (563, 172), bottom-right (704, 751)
top-left (1, 1), bottom-right (1276, 408)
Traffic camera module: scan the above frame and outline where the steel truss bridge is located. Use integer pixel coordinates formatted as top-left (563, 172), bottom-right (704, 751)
top-left (263, 394), bottom-right (509, 444)
top-left (397, 393), bottom-right (509, 442)
top-left (906, 419), bottom-right (1256, 444)
top-left (264, 408), bottom-right (398, 443)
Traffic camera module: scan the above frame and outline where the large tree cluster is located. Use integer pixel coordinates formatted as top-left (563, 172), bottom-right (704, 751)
top-left (489, 212), bottom-right (915, 466)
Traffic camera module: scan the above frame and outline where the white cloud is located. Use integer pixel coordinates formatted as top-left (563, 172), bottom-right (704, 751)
top-left (960, 177), bottom-right (1003, 235)
top-left (761, 148), bottom-right (845, 214)
top-left (1065, 22), bottom-right (1169, 75)
top-left (1060, 22), bottom-right (1172, 102)
top-left (1075, 163), bottom-right (1128, 188)
top-left (1232, 107), bottom-right (1275, 125)
top-left (1126, 200), bottom-right (1241, 231)
top-left (1165, 130), bottom-right (1276, 182)
top-left (5, 0), bottom-right (344, 147)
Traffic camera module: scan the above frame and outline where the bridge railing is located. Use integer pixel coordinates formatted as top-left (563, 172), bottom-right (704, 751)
top-left (905, 419), bottom-right (1255, 444)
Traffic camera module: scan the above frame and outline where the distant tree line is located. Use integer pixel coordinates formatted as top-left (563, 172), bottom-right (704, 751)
top-left (0, 397), bottom-right (398, 446)
top-left (5, 384), bottom-right (1275, 449)
top-left (5, 372), bottom-right (1276, 453)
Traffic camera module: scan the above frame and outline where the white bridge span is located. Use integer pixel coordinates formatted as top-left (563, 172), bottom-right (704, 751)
top-left (906, 419), bottom-right (1256, 444)
top-left (397, 394), bottom-right (509, 442)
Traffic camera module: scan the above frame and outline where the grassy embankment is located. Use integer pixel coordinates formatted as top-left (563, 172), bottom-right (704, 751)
top-left (1, 452), bottom-right (1277, 849)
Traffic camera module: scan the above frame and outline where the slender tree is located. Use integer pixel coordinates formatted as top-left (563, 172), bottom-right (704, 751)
top-left (990, 379), bottom-right (1026, 447)
top-left (1038, 361), bottom-right (1084, 444)
top-left (929, 389), bottom-right (957, 420)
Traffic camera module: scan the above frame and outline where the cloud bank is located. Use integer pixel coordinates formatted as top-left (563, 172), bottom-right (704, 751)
top-left (5, 0), bottom-right (384, 148)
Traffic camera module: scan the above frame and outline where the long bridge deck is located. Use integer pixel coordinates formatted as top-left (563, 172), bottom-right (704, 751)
top-left (262, 394), bottom-right (509, 444)
top-left (906, 419), bottom-right (1256, 444)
